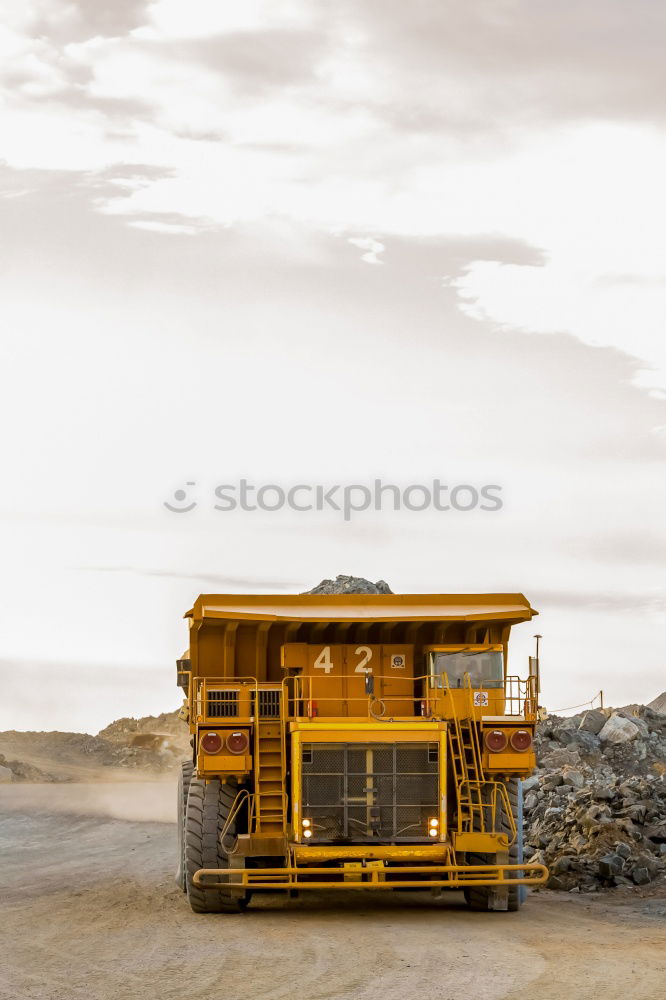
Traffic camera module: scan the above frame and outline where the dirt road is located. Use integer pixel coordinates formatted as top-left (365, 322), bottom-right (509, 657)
top-left (1, 783), bottom-right (664, 1000)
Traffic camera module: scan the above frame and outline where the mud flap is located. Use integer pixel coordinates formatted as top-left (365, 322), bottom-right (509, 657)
top-left (518, 778), bottom-right (527, 906)
top-left (489, 848), bottom-right (510, 910)
top-left (228, 855), bottom-right (248, 898)
top-left (488, 887), bottom-right (509, 911)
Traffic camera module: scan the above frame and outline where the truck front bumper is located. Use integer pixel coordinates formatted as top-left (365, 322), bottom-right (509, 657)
top-left (193, 860), bottom-right (548, 891)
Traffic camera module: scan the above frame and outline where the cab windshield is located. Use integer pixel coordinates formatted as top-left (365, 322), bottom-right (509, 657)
top-left (430, 650), bottom-right (504, 689)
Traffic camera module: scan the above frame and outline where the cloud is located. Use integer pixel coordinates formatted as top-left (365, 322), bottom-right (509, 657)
top-left (0, 657), bottom-right (174, 732)
top-left (176, 30), bottom-right (330, 92)
top-left (348, 236), bottom-right (385, 265)
top-left (337, 1), bottom-right (666, 129)
top-left (373, 233), bottom-right (546, 277)
top-left (84, 566), bottom-right (299, 590)
top-left (532, 588), bottom-right (665, 615)
top-left (0, 164), bottom-right (662, 476)
top-left (2, 3), bottom-right (665, 728)
top-left (4, 7), bottom-right (664, 387)
top-left (31, 0), bottom-right (152, 44)
top-left (140, 0), bottom-right (316, 41)
top-left (126, 213), bottom-right (209, 235)
top-left (573, 534), bottom-right (666, 568)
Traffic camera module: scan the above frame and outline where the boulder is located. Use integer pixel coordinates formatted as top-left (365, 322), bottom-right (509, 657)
top-left (578, 709), bottom-right (607, 735)
top-left (540, 747), bottom-right (582, 768)
top-left (524, 792), bottom-right (539, 812)
top-left (551, 856), bottom-right (573, 874)
top-left (615, 711), bottom-right (650, 737)
top-left (590, 783), bottom-right (616, 800)
top-left (598, 854), bottom-right (625, 877)
top-left (598, 715), bottom-right (640, 744)
top-left (554, 728), bottom-right (577, 746)
top-left (0, 764), bottom-right (13, 783)
top-left (571, 730), bottom-right (601, 752)
top-left (632, 853), bottom-right (659, 877)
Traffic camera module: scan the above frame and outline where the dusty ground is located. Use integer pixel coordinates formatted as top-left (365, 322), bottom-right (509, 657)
top-left (1, 783), bottom-right (664, 1000)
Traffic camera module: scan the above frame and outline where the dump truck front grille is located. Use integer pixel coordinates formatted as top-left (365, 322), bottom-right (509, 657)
top-left (207, 690), bottom-right (239, 718)
top-left (301, 743), bottom-right (439, 843)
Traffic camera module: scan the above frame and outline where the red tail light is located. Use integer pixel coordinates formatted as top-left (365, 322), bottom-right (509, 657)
top-left (484, 729), bottom-right (508, 753)
top-left (510, 729), bottom-right (533, 752)
top-left (201, 732), bottom-right (223, 754)
top-left (226, 731), bottom-right (249, 755)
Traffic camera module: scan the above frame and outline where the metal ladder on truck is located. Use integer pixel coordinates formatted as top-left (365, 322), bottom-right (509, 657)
top-left (444, 673), bottom-right (488, 836)
top-left (253, 686), bottom-right (287, 835)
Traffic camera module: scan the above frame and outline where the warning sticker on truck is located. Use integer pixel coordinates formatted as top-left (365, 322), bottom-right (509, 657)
top-left (473, 692), bottom-right (489, 706)
top-left (390, 654), bottom-right (405, 669)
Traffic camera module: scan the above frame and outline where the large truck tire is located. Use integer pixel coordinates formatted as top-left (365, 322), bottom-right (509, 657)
top-left (176, 760), bottom-right (194, 891)
top-left (464, 778), bottom-right (523, 912)
top-left (184, 777), bottom-right (250, 914)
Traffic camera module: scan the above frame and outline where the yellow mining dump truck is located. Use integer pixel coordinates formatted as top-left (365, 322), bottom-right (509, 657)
top-left (175, 592), bottom-right (548, 912)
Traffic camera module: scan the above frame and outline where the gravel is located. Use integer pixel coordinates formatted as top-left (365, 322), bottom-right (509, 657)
top-left (525, 701), bottom-right (666, 892)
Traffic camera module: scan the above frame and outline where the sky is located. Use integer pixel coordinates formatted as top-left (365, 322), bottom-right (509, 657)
top-left (0, 0), bottom-right (664, 732)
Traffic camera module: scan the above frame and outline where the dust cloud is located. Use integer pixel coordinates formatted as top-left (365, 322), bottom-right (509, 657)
top-left (0, 780), bottom-right (176, 823)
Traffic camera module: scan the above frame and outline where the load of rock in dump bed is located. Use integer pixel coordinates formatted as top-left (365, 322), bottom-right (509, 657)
top-left (526, 702), bottom-right (666, 892)
top-left (304, 575), bottom-right (393, 595)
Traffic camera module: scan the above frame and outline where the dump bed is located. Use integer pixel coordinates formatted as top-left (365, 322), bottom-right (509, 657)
top-left (184, 592), bottom-right (538, 681)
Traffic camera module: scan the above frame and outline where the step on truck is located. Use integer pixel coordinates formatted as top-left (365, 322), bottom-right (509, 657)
top-left (175, 592), bottom-right (548, 912)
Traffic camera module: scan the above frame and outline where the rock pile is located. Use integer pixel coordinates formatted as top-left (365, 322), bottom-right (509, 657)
top-left (0, 729), bottom-right (185, 781)
top-left (0, 753), bottom-right (62, 782)
top-left (98, 710), bottom-right (190, 755)
top-left (525, 703), bottom-right (666, 891)
top-left (304, 575), bottom-right (393, 595)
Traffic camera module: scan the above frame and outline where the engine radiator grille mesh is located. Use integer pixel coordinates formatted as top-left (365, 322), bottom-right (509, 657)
top-left (301, 743), bottom-right (439, 842)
